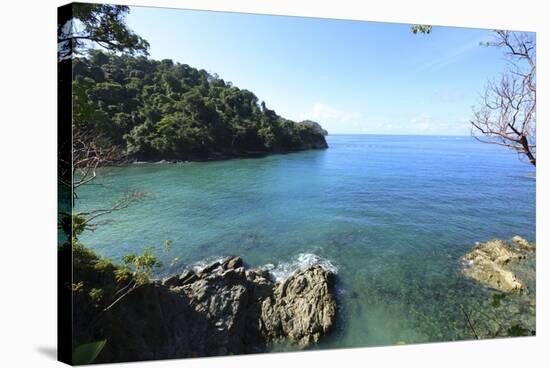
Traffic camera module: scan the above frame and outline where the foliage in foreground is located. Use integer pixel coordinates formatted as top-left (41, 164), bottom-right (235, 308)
top-left (72, 340), bottom-right (107, 365)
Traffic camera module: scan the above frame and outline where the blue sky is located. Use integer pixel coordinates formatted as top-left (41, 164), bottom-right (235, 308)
top-left (126, 6), bottom-right (513, 135)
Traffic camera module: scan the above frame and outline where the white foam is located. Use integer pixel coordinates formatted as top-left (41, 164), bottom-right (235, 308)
top-left (188, 254), bottom-right (337, 282)
top-left (266, 253), bottom-right (338, 282)
top-left (191, 256), bottom-right (228, 273)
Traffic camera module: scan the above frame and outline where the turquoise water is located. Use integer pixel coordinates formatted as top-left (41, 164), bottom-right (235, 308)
top-left (77, 135), bottom-right (535, 348)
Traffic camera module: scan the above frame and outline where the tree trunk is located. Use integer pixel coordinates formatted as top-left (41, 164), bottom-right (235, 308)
top-left (519, 136), bottom-right (536, 167)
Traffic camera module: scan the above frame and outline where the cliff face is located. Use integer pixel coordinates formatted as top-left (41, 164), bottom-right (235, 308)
top-left (83, 256), bottom-right (337, 363)
top-left (295, 134), bottom-right (329, 150)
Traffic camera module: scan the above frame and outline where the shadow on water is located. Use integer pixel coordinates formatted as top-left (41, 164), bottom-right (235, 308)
top-left (129, 146), bottom-right (329, 165)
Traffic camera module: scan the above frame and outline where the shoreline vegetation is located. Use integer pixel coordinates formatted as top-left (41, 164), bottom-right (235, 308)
top-left (130, 145), bottom-right (328, 165)
top-left (73, 51), bottom-right (329, 163)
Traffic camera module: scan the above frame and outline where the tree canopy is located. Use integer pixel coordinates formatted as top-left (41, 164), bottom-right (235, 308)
top-left (58, 4), bottom-right (149, 60)
top-left (73, 51), bottom-right (327, 161)
top-left (411, 25), bottom-right (432, 34)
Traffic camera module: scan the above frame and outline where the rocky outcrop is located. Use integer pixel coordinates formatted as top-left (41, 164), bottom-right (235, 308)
top-left (462, 237), bottom-right (535, 293)
top-left (93, 256), bottom-right (337, 363)
top-left (296, 138), bottom-right (329, 150)
top-left (512, 235), bottom-right (536, 252)
top-left (298, 120), bottom-right (329, 136)
top-left (259, 267), bottom-right (335, 347)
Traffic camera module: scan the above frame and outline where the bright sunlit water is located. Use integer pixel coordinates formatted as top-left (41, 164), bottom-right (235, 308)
top-left (76, 135), bottom-right (535, 348)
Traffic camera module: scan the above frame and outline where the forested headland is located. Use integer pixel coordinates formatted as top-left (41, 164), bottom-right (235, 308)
top-left (73, 51), bottom-right (328, 162)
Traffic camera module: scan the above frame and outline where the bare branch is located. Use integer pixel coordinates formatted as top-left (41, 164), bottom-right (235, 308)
top-left (102, 282), bottom-right (140, 313)
top-left (472, 31), bottom-right (536, 166)
top-left (460, 304), bottom-right (479, 339)
top-left (58, 129), bottom-right (130, 202)
top-left (77, 191), bottom-right (147, 231)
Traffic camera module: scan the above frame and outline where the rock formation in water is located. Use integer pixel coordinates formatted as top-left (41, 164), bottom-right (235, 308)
top-left (462, 236), bottom-right (535, 293)
top-left (298, 120), bottom-right (329, 136)
top-left (92, 256), bottom-right (337, 363)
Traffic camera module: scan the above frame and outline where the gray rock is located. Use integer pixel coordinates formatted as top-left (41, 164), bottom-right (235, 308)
top-left (179, 270), bottom-right (197, 285)
top-left (162, 274), bottom-right (180, 288)
top-left (93, 258), bottom-right (337, 362)
top-left (199, 260), bottom-right (222, 275)
top-left (260, 266), bottom-right (336, 347)
top-left (222, 256), bottom-right (243, 270)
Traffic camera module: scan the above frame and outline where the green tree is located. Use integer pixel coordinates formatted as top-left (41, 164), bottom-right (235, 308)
top-left (72, 51), bottom-right (328, 161)
top-left (58, 4), bottom-right (149, 59)
top-left (411, 25), bottom-right (432, 34)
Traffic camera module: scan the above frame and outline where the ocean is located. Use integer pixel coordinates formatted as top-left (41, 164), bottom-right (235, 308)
top-left (76, 134), bottom-right (536, 348)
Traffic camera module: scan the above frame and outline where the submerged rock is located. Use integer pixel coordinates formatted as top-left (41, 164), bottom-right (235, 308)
top-left (462, 237), bottom-right (535, 293)
top-left (93, 256), bottom-right (337, 362)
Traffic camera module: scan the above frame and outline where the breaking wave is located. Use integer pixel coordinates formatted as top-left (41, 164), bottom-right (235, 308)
top-left (186, 253), bottom-right (337, 282)
top-left (261, 253), bottom-right (338, 282)
top-left (190, 256), bottom-right (228, 273)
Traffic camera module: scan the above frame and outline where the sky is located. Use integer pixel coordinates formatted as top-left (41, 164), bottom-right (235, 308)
top-left (125, 6), bottom-right (515, 135)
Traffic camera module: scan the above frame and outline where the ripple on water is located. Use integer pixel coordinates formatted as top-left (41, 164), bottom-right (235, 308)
top-left (76, 135), bottom-right (536, 348)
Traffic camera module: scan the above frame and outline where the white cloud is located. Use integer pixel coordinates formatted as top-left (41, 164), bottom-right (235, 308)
top-left (409, 114), bottom-right (472, 135)
top-left (298, 103), bottom-right (361, 123)
top-left (410, 114), bottom-right (432, 131)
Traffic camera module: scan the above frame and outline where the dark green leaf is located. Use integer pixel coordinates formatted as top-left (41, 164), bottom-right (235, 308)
top-left (73, 340), bottom-right (107, 365)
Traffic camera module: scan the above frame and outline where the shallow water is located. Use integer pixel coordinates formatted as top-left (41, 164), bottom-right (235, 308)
top-left (76, 135), bottom-right (536, 348)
